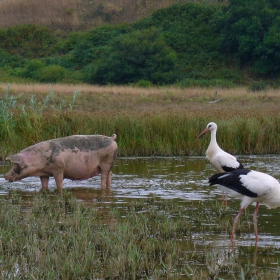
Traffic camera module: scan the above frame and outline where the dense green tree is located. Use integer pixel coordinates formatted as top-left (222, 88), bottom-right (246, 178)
top-left (68, 24), bottom-right (130, 68)
top-left (0, 24), bottom-right (56, 58)
top-left (220, 0), bottom-right (280, 75)
top-left (84, 28), bottom-right (177, 85)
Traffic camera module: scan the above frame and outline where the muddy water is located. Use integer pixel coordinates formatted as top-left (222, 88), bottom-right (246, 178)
top-left (1, 155), bottom-right (280, 277)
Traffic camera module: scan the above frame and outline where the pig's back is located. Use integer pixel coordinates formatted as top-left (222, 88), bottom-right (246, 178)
top-left (49, 135), bottom-right (115, 153)
top-left (21, 135), bottom-right (117, 165)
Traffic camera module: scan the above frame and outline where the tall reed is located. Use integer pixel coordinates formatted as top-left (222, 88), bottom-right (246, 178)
top-left (1, 85), bottom-right (280, 157)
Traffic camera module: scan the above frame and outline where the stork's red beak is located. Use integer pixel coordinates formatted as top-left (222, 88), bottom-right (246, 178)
top-left (198, 128), bottom-right (209, 138)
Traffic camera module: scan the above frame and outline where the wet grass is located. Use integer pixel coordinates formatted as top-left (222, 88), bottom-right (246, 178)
top-left (0, 192), bottom-right (279, 279)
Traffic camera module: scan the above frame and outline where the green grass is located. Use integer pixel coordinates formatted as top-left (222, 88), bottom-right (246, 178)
top-left (0, 191), bottom-right (276, 279)
top-left (1, 84), bottom-right (280, 157)
top-left (5, 110), bottom-right (280, 157)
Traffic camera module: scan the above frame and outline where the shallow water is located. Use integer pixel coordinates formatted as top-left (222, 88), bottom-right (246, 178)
top-left (1, 155), bottom-right (280, 278)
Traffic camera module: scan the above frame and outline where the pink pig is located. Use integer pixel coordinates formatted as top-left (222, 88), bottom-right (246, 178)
top-left (4, 134), bottom-right (118, 191)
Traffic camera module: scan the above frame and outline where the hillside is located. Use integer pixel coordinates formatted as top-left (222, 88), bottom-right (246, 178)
top-left (0, 0), bottom-right (279, 88)
top-left (0, 0), bottom-right (211, 31)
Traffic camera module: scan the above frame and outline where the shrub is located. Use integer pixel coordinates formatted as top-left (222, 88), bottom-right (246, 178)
top-left (68, 24), bottom-right (131, 67)
top-left (0, 24), bottom-right (57, 58)
top-left (135, 80), bottom-right (153, 88)
top-left (35, 65), bottom-right (66, 83)
top-left (219, 0), bottom-right (280, 76)
top-left (248, 81), bottom-right (266, 92)
top-left (23, 59), bottom-right (45, 78)
top-left (84, 28), bottom-right (177, 85)
top-left (0, 50), bottom-right (25, 68)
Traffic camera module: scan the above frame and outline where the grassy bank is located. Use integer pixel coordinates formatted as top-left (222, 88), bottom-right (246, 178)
top-left (0, 83), bottom-right (280, 157)
top-left (1, 191), bottom-right (273, 279)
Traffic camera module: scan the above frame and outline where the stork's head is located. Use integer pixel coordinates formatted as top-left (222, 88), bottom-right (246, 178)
top-left (198, 122), bottom-right (217, 138)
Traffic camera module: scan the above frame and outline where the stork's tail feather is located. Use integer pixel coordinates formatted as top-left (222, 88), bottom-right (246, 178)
top-left (209, 172), bottom-right (228, 186)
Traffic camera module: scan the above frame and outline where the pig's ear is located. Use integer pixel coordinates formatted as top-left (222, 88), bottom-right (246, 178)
top-left (6, 154), bottom-right (22, 164)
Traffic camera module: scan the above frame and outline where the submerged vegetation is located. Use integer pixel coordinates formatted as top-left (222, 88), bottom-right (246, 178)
top-left (0, 191), bottom-right (278, 279)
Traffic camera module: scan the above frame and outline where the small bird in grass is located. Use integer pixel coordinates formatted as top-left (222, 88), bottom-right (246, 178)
top-left (209, 169), bottom-right (280, 242)
top-left (199, 122), bottom-right (245, 204)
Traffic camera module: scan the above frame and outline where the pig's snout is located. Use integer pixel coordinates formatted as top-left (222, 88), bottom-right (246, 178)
top-left (4, 172), bottom-right (16, 182)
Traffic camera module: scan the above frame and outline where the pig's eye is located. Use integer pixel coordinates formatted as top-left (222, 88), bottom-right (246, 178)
top-left (13, 163), bottom-right (22, 174)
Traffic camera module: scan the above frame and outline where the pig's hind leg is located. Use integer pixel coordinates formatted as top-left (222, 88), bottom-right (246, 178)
top-left (100, 163), bottom-right (112, 188)
top-left (40, 176), bottom-right (49, 190)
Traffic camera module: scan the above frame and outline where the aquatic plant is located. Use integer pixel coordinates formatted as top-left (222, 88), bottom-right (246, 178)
top-left (0, 192), bottom-right (278, 279)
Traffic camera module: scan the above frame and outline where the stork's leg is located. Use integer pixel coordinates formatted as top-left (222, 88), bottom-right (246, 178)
top-left (231, 208), bottom-right (245, 241)
top-left (222, 192), bottom-right (228, 206)
top-left (253, 202), bottom-right (260, 242)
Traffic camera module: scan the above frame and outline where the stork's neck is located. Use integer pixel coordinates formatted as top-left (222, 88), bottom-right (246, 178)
top-left (206, 128), bottom-right (222, 157)
top-left (210, 128), bottom-right (220, 149)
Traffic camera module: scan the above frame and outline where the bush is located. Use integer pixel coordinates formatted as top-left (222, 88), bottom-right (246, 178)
top-left (35, 65), bottom-right (66, 83)
top-left (135, 80), bottom-right (153, 88)
top-left (23, 59), bottom-right (45, 78)
top-left (219, 0), bottom-right (280, 76)
top-left (248, 81), bottom-right (267, 92)
top-left (0, 50), bottom-right (25, 68)
top-left (84, 28), bottom-right (177, 85)
top-left (0, 24), bottom-right (57, 58)
top-left (68, 24), bottom-right (131, 68)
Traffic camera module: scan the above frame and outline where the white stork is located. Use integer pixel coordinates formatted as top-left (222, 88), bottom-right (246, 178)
top-left (199, 122), bottom-right (244, 204)
top-left (199, 122), bottom-right (244, 172)
top-left (209, 169), bottom-right (280, 242)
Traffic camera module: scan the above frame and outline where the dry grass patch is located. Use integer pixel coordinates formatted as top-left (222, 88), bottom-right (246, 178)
top-left (0, 83), bottom-right (280, 114)
top-left (0, 0), bottom-right (197, 30)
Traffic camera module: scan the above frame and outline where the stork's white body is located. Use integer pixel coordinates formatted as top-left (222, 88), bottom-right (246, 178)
top-left (199, 122), bottom-right (244, 205)
top-left (209, 169), bottom-right (280, 242)
top-left (199, 122), bottom-right (244, 172)
top-left (206, 141), bottom-right (242, 172)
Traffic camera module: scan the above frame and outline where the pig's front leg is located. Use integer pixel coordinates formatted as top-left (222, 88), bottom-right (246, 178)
top-left (40, 176), bottom-right (49, 190)
top-left (101, 172), bottom-right (109, 188)
top-left (107, 171), bottom-right (112, 187)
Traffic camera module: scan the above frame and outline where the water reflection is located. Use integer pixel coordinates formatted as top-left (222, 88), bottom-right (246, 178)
top-left (1, 155), bottom-right (280, 277)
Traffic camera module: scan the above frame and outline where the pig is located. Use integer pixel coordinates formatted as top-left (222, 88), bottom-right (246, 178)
top-left (4, 134), bottom-right (118, 191)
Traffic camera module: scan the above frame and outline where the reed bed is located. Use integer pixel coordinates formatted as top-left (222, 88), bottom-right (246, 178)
top-left (0, 191), bottom-right (273, 279)
top-left (0, 83), bottom-right (280, 158)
